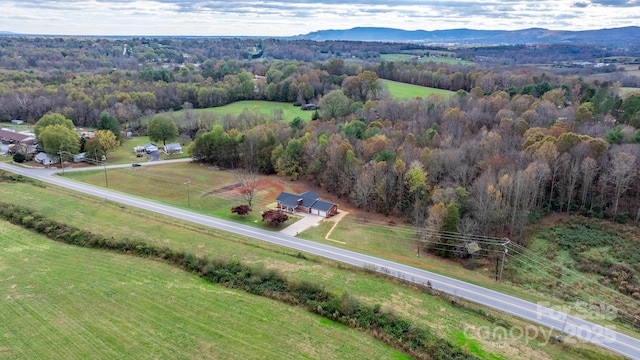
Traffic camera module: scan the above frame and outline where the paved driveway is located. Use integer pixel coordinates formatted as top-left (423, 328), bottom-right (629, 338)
top-left (280, 212), bottom-right (324, 236)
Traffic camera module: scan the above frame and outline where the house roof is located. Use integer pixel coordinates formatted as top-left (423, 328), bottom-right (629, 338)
top-left (312, 200), bottom-right (335, 212)
top-left (0, 129), bottom-right (33, 143)
top-left (164, 143), bottom-right (182, 150)
top-left (276, 192), bottom-right (316, 208)
top-left (276, 191), bottom-right (336, 212)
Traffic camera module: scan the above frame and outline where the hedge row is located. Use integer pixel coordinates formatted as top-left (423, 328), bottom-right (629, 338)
top-left (0, 202), bottom-right (477, 360)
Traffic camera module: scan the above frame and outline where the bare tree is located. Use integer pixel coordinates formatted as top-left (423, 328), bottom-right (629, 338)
top-left (580, 157), bottom-right (599, 211)
top-left (608, 152), bottom-right (637, 216)
top-left (236, 170), bottom-right (260, 208)
top-left (351, 163), bottom-right (375, 220)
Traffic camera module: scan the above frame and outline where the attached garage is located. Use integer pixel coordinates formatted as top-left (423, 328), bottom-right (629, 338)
top-left (275, 191), bottom-right (338, 218)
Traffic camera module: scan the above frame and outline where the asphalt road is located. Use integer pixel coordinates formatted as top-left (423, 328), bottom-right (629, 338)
top-left (1, 161), bottom-right (639, 359)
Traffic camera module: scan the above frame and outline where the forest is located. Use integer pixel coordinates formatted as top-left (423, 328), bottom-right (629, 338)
top-left (2, 36), bottom-right (640, 243)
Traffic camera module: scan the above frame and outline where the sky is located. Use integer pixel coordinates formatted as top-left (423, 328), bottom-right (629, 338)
top-left (2, 0), bottom-right (640, 37)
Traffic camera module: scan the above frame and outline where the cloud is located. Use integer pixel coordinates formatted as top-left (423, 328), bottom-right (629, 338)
top-left (572, 1), bottom-right (591, 7)
top-left (1, 0), bottom-right (638, 36)
top-left (589, 0), bottom-right (640, 5)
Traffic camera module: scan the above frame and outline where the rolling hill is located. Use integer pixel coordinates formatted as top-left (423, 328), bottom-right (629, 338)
top-left (293, 26), bottom-right (640, 46)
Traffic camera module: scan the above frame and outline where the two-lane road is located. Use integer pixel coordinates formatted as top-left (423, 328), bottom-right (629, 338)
top-left (1, 162), bottom-right (638, 359)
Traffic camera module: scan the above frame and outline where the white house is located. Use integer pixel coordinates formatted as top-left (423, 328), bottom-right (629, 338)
top-left (34, 152), bottom-right (58, 165)
top-left (164, 143), bottom-right (183, 154)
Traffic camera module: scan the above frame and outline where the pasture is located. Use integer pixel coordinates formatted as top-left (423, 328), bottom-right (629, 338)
top-left (381, 53), bottom-right (475, 66)
top-left (0, 173), bottom-right (624, 359)
top-left (168, 100), bottom-right (312, 126)
top-left (0, 222), bottom-right (407, 359)
top-left (620, 87), bottom-right (640, 98)
top-left (381, 79), bottom-right (455, 100)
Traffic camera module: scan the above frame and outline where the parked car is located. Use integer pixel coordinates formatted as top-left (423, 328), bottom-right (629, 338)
top-left (132, 163), bottom-right (141, 167)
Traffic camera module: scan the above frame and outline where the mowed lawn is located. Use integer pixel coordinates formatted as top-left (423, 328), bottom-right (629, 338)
top-left (381, 79), bottom-right (455, 100)
top-left (0, 223), bottom-right (407, 359)
top-left (61, 162), bottom-right (296, 228)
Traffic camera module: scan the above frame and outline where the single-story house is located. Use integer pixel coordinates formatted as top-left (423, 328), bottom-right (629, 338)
top-left (276, 191), bottom-right (338, 218)
top-left (164, 143), bottom-right (183, 154)
top-left (11, 119), bottom-right (24, 125)
top-left (34, 152), bottom-right (58, 165)
top-left (73, 152), bottom-right (86, 163)
top-left (0, 129), bottom-right (37, 155)
top-left (144, 143), bottom-right (159, 153)
top-left (0, 129), bottom-right (35, 145)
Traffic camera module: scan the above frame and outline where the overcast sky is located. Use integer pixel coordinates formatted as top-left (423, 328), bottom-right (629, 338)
top-left (2, 0), bottom-right (639, 37)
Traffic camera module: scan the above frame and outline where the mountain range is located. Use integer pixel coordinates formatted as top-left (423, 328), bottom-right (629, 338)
top-left (293, 26), bottom-right (640, 46)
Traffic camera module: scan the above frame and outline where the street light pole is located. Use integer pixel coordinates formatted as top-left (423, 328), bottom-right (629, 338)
top-left (184, 179), bottom-right (191, 207)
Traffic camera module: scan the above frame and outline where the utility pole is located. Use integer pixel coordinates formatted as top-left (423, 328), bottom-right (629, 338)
top-left (184, 179), bottom-right (191, 207)
top-left (103, 162), bottom-right (108, 187)
top-left (498, 238), bottom-right (510, 281)
top-left (58, 150), bottom-right (64, 175)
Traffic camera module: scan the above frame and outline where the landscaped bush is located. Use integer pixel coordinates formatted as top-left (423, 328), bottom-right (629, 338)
top-left (12, 152), bottom-right (26, 163)
top-left (0, 201), bottom-right (477, 360)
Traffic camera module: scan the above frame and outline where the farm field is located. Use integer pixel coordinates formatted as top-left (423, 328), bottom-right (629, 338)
top-left (381, 53), bottom-right (475, 66)
top-left (172, 100), bottom-right (312, 124)
top-left (620, 87), bottom-right (640, 98)
top-left (0, 173), bottom-right (626, 359)
top-left (381, 79), bottom-right (455, 100)
top-left (0, 222), bottom-right (408, 360)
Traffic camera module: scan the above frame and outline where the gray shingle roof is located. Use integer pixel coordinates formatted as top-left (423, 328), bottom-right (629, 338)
top-left (276, 191), bottom-right (336, 212)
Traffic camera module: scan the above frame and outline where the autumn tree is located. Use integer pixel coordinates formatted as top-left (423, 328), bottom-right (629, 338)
top-left (90, 129), bottom-right (120, 160)
top-left (34, 113), bottom-right (75, 138)
top-left (404, 160), bottom-right (429, 225)
top-left (261, 210), bottom-right (289, 227)
top-left (317, 89), bottom-right (351, 121)
top-left (148, 114), bottom-right (178, 146)
top-left (231, 205), bottom-right (251, 216)
top-left (39, 124), bottom-right (80, 158)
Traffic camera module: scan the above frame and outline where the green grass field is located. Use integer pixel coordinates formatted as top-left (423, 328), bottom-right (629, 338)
top-left (0, 222), bottom-right (408, 359)
top-left (0, 175), bottom-right (624, 359)
top-left (381, 79), bottom-right (455, 100)
top-left (61, 162), bottom-right (296, 228)
top-left (381, 53), bottom-right (475, 66)
top-left (170, 100), bottom-right (312, 126)
top-left (620, 87), bottom-right (640, 98)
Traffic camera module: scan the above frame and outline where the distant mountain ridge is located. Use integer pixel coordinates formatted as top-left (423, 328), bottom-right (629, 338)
top-left (293, 26), bottom-right (640, 46)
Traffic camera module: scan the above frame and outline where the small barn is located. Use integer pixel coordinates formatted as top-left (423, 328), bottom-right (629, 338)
top-left (275, 191), bottom-right (338, 218)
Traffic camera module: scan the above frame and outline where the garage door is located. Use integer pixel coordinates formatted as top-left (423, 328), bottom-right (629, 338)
top-left (318, 210), bottom-right (327, 217)
top-left (311, 208), bottom-right (319, 215)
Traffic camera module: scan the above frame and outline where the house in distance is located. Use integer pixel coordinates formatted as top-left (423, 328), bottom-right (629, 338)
top-left (276, 191), bottom-right (338, 218)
